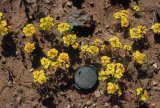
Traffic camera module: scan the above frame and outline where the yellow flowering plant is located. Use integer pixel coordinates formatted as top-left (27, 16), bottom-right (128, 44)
top-left (114, 10), bottom-right (129, 28)
top-left (33, 70), bottom-right (47, 85)
top-left (130, 26), bottom-right (147, 39)
top-left (63, 34), bottom-right (79, 49)
top-left (101, 56), bottom-right (111, 66)
top-left (58, 23), bottom-right (70, 33)
top-left (124, 44), bottom-right (132, 51)
top-left (109, 36), bottom-right (122, 49)
top-left (152, 23), bottom-right (160, 34)
top-left (136, 88), bottom-right (148, 102)
top-left (40, 16), bottom-right (54, 31)
top-left (133, 5), bottom-right (140, 12)
top-left (40, 57), bottom-right (51, 69)
top-left (0, 20), bottom-right (11, 36)
top-left (23, 24), bottom-right (36, 37)
top-left (0, 12), bottom-right (3, 20)
top-left (107, 82), bottom-right (122, 96)
top-left (133, 51), bottom-right (146, 64)
top-left (47, 48), bottom-right (58, 59)
top-left (24, 42), bottom-right (35, 53)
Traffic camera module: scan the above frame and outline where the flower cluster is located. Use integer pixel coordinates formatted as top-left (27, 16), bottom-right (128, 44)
top-left (133, 51), bottom-right (146, 64)
top-left (33, 70), bottom-right (47, 85)
top-left (133, 5), bottom-right (140, 12)
top-left (81, 45), bottom-right (99, 55)
top-left (93, 39), bottom-right (108, 51)
top-left (114, 10), bottom-right (129, 27)
top-left (130, 25), bottom-right (147, 39)
top-left (109, 36), bottom-right (122, 48)
top-left (152, 23), bottom-right (160, 34)
top-left (98, 63), bottom-right (125, 80)
top-left (41, 57), bottom-right (51, 69)
top-left (136, 88), bottom-right (148, 102)
top-left (40, 16), bottom-right (54, 31)
top-left (58, 23), bottom-right (70, 33)
top-left (47, 48), bottom-right (58, 59)
top-left (41, 48), bottom-right (70, 70)
top-left (0, 19), bottom-right (10, 36)
top-left (123, 44), bottom-right (132, 51)
top-left (24, 42), bottom-right (35, 53)
top-left (63, 34), bottom-right (79, 49)
top-left (23, 24), bottom-right (36, 37)
top-left (101, 56), bottom-right (111, 66)
top-left (0, 12), bottom-right (3, 20)
top-left (107, 82), bottom-right (122, 96)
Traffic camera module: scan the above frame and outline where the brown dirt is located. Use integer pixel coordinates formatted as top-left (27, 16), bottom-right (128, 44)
top-left (1, 0), bottom-right (160, 108)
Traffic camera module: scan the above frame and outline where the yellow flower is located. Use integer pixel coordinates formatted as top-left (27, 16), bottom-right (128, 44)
top-left (133, 51), bottom-right (146, 64)
top-left (47, 48), bottom-right (58, 59)
top-left (114, 63), bottom-right (125, 79)
top-left (101, 56), bottom-right (111, 66)
top-left (0, 20), bottom-right (10, 36)
top-left (40, 57), bottom-right (51, 69)
top-left (87, 45), bottom-right (99, 55)
top-left (23, 24), bottom-right (35, 37)
top-left (152, 23), bottom-right (160, 34)
top-left (81, 45), bottom-right (88, 52)
top-left (0, 12), bottom-right (3, 17)
top-left (57, 52), bottom-right (69, 64)
top-left (93, 39), bottom-right (102, 46)
top-left (130, 26), bottom-right (147, 39)
top-left (58, 23), bottom-right (70, 33)
top-left (124, 45), bottom-right (132, 51)
top-left (121, 17), bottom-right (129, 27)
top-left (136, 88), bottom-right (148, 102)
top-left (107, 82), bottom-right (119, 94)
top-left (109, 36), bottom-right (122, 48)
top-left (133, 5), bottom-right (140, 12)
top-left (72, 42), bottom-right (79, 49)
top-left (33, 70), bottom-right (47, 85)
top-left (63, 34), bottom-right (78, 49)
top-left (106, 63), bottom-right (116, 75)
top-left (114, 10), bottom-right (129, 28)
top-left (40, 16), bottom-right (54, 31)
top-left (51, 61), bottom-right (60, 70)
top-left (24, 42), bottom-right (35, 53)
top-left (118, 90), bottom-right (122, 96)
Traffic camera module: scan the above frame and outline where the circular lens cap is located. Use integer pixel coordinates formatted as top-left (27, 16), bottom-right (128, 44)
top-left (74, 65), bottom-right (98, 90)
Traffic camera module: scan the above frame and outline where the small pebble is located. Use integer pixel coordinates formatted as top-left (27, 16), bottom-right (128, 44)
top-left (29, 68), bottom-right (34, 72)
top-left (94, 91), bottom-right (101, 98)
top-left (153, 63), bottom-right (158, 69)
top-left (93, 103), bottom-right (96, 107)
top-left (86, 100), bottom-right (92, 106)
top-left (152, 81), bottom-right (158, 86)
top-left (104, 102), bottom-right (109, 107)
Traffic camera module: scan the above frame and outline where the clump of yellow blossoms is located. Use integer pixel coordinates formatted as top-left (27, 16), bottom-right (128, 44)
top-left (101, 56), bottom-right (111, 66)
top-left (152, 23), bottom-right (160, 34)
top-left (87, 45), bottom-right (99, 55)
top-left (23, 24), bottom-right (36, 37)
top-left (133, 51), bottom-right (146, 64)
top-left (130, 26), bottom-right (147, 39)
top-left (58, 23), bottom-right (70, 33)
top-left (114, 10), bottom-right (129, 27)
top-left (93, 39), bottom-right (107, 51)
top-left (136, 88), bottom-right (148, 102)
top-left (0, 20), bottom-right (10, 36)
top-left (109, 36), bottom-right (122, 48)
top-left (40, 16), bottom-right (54, 31)
top-left (47, 48), bottom-right (58, 59)
top-left (107, 82), bottom-right (122, 96)
top-left (81, 45), bottom-right (89, 53)
top-left (63, 34), bottom-right (79, 49)
top-left (33, 70), bottom-right (47, 85)
top-left (0, 12), bottom-right (3, 20)
top-left (40, 57), bottom-right (51, 69)
top-left (24, 42), bottom-right (35, 53)
top-left (57, 52), bottom-right (70, 68)
top-left (133, 5), bottom-right (140, 12)
top-left (124, 44), bottom-right (132, 51)
top-left (98, 63), bottom-right (125, 80)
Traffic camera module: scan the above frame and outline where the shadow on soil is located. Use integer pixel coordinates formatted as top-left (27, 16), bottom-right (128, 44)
top-left (1, 33), bottom-right (17, 57)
